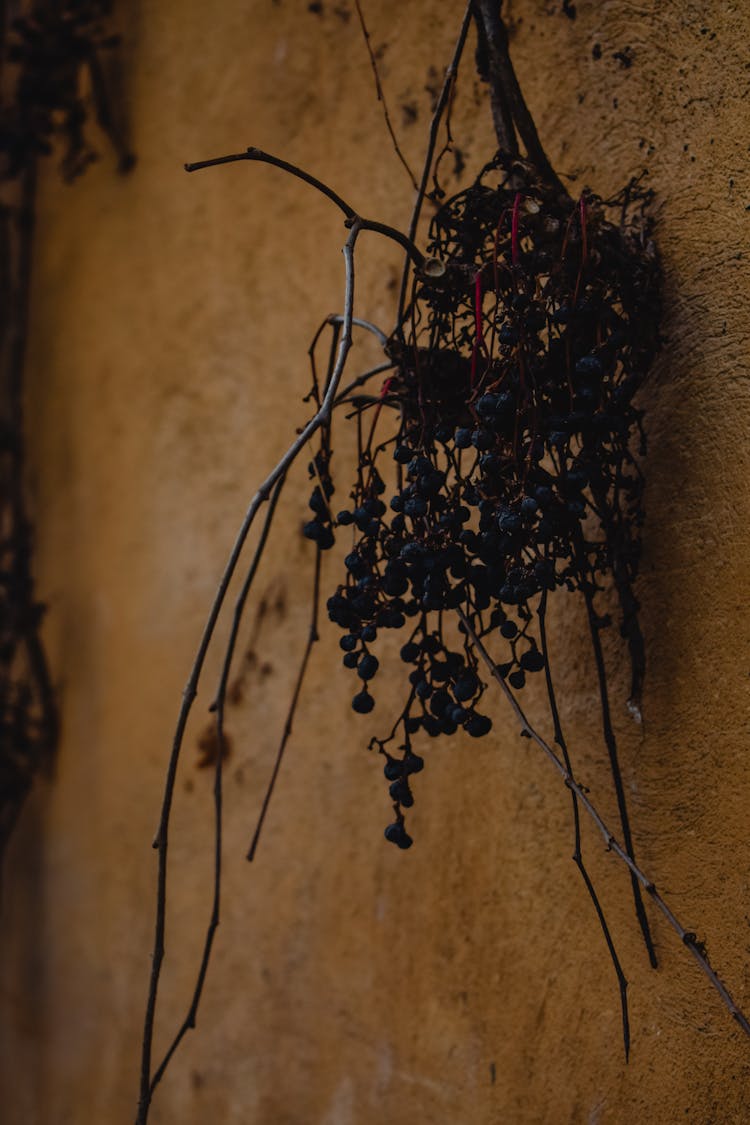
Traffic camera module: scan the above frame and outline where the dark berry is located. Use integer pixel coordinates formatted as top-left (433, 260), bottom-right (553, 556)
top-left (472, 428), bottom-right (494, 451)
top-left (430, 689), bottom-right (452, 716)
top-left (520, 649), bottom-right (545, 673)
top-left (575, 355), bottom-right (604, 377)
top-left (389, 778), bottom-right (414, 807)
top-left (404, 496), bottom-right (428, 518)
top-left (384, 822), bottom-right (413, 849)
top-left (476, 393), bottom-right (504, 419)
top-left (357, 654), bottom-right (379, 680)
top-left (498, 511), bottom-right (522, 533)
top-left (453, 674), bottom-right (478, 702)
top-left (352, 690), bottom-right (374, 714)
top-left (345, 552), bottom-right (368, 577)
top-left (466, 713), bottom-right (492, 738)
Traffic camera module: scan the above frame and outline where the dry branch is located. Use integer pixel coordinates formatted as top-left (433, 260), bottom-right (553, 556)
top-left (458, 608), bottom-right (750, 1041)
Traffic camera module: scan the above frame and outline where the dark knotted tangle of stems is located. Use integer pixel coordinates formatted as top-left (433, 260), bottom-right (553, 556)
top-left (137, 4), bottom-right (750, 1121)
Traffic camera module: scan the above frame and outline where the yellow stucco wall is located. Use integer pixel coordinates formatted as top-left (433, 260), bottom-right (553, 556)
top-left (2, 2), bottom-right (750, 1122)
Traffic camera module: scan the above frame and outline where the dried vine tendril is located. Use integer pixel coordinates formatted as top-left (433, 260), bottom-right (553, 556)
top-left (136, 4), bottom-right (750, 1120)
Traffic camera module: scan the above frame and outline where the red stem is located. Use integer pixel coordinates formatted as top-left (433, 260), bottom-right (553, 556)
top-left (511, 191), bottom-right (522, 267)
top-left (470, 270), bottom-right (484, 388)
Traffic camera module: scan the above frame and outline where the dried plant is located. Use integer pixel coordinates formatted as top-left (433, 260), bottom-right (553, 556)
top-left (136, 4), bottom-right (749, 1121)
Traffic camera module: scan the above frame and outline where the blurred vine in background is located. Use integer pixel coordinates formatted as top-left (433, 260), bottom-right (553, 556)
top-left (0, 0), bottom-right (132, 860)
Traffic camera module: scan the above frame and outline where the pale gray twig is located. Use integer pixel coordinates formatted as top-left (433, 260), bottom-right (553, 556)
top-left (329, 314), bottom-right (388, 347)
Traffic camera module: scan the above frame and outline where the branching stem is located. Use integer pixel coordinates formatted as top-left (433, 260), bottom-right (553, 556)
top-left (538, 590), bottom-right (630, 1058)
top-left (247, 548), bottom-right (322, 862)
top-left (458, 607), bottom-right (750, 1042)
top-left (185, 148), bottom-right (426, 268)
top-left (135, 220), bottom-right (363, 1125)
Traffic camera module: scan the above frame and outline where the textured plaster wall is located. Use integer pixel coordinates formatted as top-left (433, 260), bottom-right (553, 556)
top-left (1, 2), bottom-right (750, 1123)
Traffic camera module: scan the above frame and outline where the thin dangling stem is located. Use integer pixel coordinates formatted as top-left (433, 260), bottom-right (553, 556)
top-left (457, 607), bottom-right (750, 1042)
top-left (135, 220), bottom-right (363, 1125)
top-left (538, 589), bottom-right (630, 1059)
top-left (576, 549), bottom-right (658, 969)
top-left (247, 547), bottom-right (322, 861)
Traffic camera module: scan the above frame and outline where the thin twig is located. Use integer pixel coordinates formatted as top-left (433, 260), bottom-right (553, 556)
top-left (538, 590), bottom-right (630, 1059)
top-left (247, 547), bottom-right (322, 861)
top-left (578, 561), bottom-right (658, 969)
top-left (328, 314), bottom-right (388, 348)
top-left (185, 148), bottom-right (426, 268)
top-left (146, 473), bottom-right (287, 1097)
top-left (457, 608), bottom-right (750, 1042)
top-left (396, 1), bottom-right (474, 333)
top-left (353, 0), bottom-right (419, 192)
top-left (135, 220), bottom-right (363, 1125)
top-left (334, 360), bottom-right (395, 403)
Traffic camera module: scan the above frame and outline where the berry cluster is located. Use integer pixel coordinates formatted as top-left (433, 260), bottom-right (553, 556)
top-left (315, 156), bottom-right (659, 847)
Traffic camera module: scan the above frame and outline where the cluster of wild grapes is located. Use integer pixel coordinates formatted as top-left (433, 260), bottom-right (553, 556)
top-left (1, 1), bottom-right (121, 181)
top-left (307, 156), bottom-right (659, 848)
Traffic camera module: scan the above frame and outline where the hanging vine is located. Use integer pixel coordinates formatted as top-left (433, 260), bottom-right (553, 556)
top-left (0, 0), bottom-right (132, 859)
top-left (136, 3), bottom-right (750, 1121)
